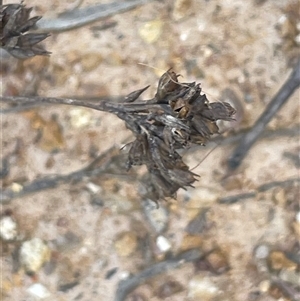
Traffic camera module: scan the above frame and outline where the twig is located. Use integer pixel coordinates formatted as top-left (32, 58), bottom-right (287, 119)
top-left (257, 177), bottom-right (300, 192)
top-left (227, 59), bottom-right (300, 171)
top-left (218, 177), bottom-right (300, 204)
top-left (0, 146), bottom-right (121, 203)
top-left (36, 0), bottom-right (153, 33)
top-left (114, 248), bottom-right (203, 301)
top-left (218, 192), bottom-right (256, 204)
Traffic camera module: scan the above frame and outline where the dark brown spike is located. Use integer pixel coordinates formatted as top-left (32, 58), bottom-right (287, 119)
top-left (124, 85), bottom-right (150, 103)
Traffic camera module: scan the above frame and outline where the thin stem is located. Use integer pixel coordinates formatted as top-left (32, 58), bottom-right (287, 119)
top-left (114, 248), bottom-right (203, 301)
top-left (0, 95), bottom-right (172, 115)
top-left (227, 59), bottom-right (300, 170)
top-left (0, 96), bottom-right (106, 111)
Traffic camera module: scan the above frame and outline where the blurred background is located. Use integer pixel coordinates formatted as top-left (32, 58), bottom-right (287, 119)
top-left (1, 0), bottom-right (299, 300)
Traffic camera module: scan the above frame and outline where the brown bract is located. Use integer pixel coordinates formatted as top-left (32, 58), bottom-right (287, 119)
top-left (0, 4), bottom-right (50, 59)
top-left (124, 69), bottom-right (236, 200)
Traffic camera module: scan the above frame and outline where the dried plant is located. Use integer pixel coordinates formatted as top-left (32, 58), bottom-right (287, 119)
top-left (120, 69), bottom-right (236, 200)
top-left (0, 3), bottom-right (236, 203)
top-left (0, 3), bottom-right (50, 58)
top-left (1, 69), bottom-right (236, 202)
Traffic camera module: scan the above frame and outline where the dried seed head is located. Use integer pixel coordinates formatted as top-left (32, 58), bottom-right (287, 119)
top-left (122, 69), bottom-right (236, 201)
top-left (0, 4), bottom-right (50, 59)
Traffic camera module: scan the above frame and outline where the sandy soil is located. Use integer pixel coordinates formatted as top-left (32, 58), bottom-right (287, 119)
top-left (1, 0), bottom-right (299, 301)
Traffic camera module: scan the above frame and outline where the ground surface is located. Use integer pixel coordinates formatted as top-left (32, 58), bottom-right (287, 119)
top-left (1, 0), bottom-right (299, 301)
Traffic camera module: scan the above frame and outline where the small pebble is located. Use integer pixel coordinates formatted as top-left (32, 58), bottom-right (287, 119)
top-left (69, 108), bottom-right (93, 128)
top-left (259, 280), bottom-right (270, 293)
top-left (19, 238), bottom-right (51, 274)
top-left (11, 182), bottom-right (23, 193)
top-left (156, 236), bottom-right (171, 253)
top-left (27, 283), bottom-right (51, 299)
top-left (138, 20), bottom-right (163, 44)
top-left (86, 182), bottom-right (102, 194)
top-left (180, 235), bottom-right (202, 251)
top-left (188, 276), bottom-right (219, 300)
top-left (268, 251), bottom-right (297, 271)
top-left (143, 199), bottom-right (168, 233)
top-left (279, 269), bottom-right (300, 286)
top-left (114, 232), bottom-right (138, 257)
top-left (172, 0), bottom-right (193, 21)
top-left (254, 244), bottom-right (270, 259)
top-left (0, 216), bottom-right (18, 241)
top-left (296, 212), bottom-right (300, 223)
top-left (119, 271), bottom-right (130, 280)
top-left (205, 249), bottom-right (230, 274)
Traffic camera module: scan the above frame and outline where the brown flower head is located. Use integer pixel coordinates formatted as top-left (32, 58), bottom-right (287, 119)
top-left (0, 3), bottom-right (50, 59)
top-left (122, 69), bottom-right (236, 200)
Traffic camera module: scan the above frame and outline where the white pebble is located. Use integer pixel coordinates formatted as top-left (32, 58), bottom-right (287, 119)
top-left (69, 108), bottom-right (93, 128)
top-left (259, 280), bottom-right (270, 292)
top-left (295, 211), bottom-right (300, 223)
top-left (119, 271), bottom-right (130, 279)
top-left (278, 15), bottom-right (287, 25)
top-left (11, 182), bottom-right (23, 192)
top-left (188, 276), bottom-right (219, 300)
top-left (27, 283), bottom-right (51, 299)
top-left (255, 244), bottom-right (270, 259)
top-left (20, 238), bottom-right (50, 273)
top-left (0, 216), bottom-right (17, 240)
top-left (86, 182), bottom-right (102, 194)
top-left (156, 235), bottom-right (171, 252)
top-left (180, 32), bottom-right (189, 41)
